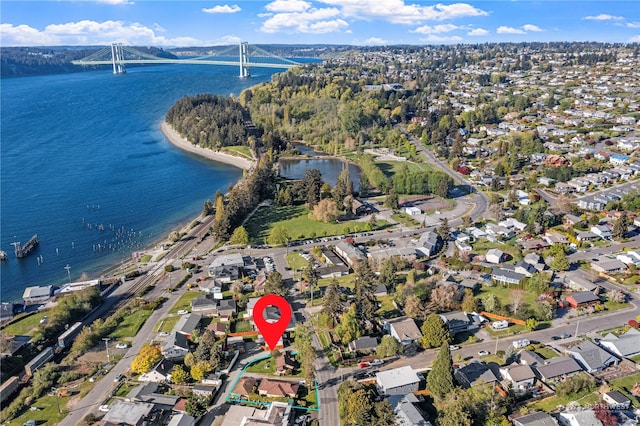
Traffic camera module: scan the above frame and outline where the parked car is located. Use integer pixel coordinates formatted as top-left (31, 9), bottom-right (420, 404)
top-left (478, 350), bottom-right (490, 356)
top-left (449, 345), bottom-right (461, 351)
top-left (369, 359), bottom-right (384, 366)
top-left (99, 405), bottom-right (110, 412)
top-left (177, 310), bottom-right (189, 315)
top-left (114, 373), bottom-right (124, 382)
top-left (115, 343), bottom-right (128, 349)
top-left (560, 333), bottom-right (571, 339)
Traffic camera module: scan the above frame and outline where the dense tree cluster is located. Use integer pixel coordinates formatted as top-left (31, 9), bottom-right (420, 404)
top-left (166, 94), bottom-right (252, 150)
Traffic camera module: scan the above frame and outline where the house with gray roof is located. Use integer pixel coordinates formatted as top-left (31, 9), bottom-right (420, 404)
top-left (491, 266), bottom-right (526, 286)
top-left (519, 350), bottom-right (545, 367)
top-left (384, 317), bottom-right (422, 346)
top-left (173, 313), bottom-right (202, 339)
top-left (417, 231), bottom-right (443, 256)
top-left (512, 412), bottom-right (558, 426)
top-left (348, 336), bottom-right (378, 353)
top-left (102, 400), bottom-right (154, 425)
top-left (128, 381), bottom-right (179, 409)
top-left (391, 393), bottom-right (432, 426)
top-left (376, 366), bottom-right (420, 395)
top-left (138, 360), bottom-right (174, 383)
top-left (533, 357), bottom-right (582, 382)
top-left (439, 311), bottom-right (479, 335)
top-left (599, 328), bottom-right (640, 358)
top-left (558, 409), bottom-right (601, 426)
top-left (500, 363), bottom-right (537, 393)
top-left (454, 362), bottom-right (500, 388)
top-left (161, 332), bottom-right (190, 360)
top-left (565, 340), bottom-right (619, 373)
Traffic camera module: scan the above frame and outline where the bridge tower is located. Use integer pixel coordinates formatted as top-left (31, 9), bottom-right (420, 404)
top-left (111, 43), bottom-right (126, 74)
top-left (239, 42), bottom-right (250, 78)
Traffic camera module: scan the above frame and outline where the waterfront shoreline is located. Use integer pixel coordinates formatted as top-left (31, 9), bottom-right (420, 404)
top-left (160, 121), bottom-right (255, 171)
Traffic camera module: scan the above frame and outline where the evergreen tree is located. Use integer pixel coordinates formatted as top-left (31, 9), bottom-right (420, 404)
top-left (612, 212), bottom-right (629, 240)
top-left (265, 271), bottom-right (286, 296)
top-left (420, 313), bottom-right (451, 349)
top-left (304, 258), bottom-right (319, 303)
top-left (376, 335), bottom-right (402, 358)
top-left (322, 278), bottom-right (343, 321)
top-left (428, 342), bottom-right (455, 401)
top-left (354, 260), bottom-right (377, 322)
top-left (384, 181), bottom-right (399, 209)
top-left (550, 250), bottom-right (570, 271)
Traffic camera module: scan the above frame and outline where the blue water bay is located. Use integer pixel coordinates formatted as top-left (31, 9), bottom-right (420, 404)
top-left (1, 64), bottom-right (278, 302)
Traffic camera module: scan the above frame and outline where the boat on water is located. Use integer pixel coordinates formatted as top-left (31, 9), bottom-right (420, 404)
top-left (12, 234), bottom-right (39, 258)
top-left (0, 250), bottom-right (6, 261)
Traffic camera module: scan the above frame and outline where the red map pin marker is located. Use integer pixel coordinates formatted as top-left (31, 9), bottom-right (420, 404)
top-left (252, 294), bottom-right (292, 351)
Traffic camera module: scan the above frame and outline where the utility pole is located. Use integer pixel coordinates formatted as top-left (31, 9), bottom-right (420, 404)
top-left (575, 320), bottom-right (580, 338)
top-left (495, 334), bottom-right (499, 354)
top-left (64, 264), bottom-right (71, 283)
top-left (103, 338), bottom-right (111, 362)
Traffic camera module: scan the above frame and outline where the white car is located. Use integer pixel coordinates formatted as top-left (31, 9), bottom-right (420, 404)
top-left (99, 405), bottom-right (110, 412)
top-left (368, 359), bottom-right (384, 366)
top-left (177, 310), bottom-right (189, 315)
top-left (115, 343), bottom-right (128, 349)
top-left (449, 345), bottom-right (460, 351)
top-left (478, 350), bottom-right (490, 356)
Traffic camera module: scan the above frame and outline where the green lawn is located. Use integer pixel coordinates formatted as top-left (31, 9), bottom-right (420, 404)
top-left (244, 205), bottom-right (387, 243)
top-left (233, 320), bottom-right (253, 333)
top-left (318, 274), bottom-right (355, 290)
top-left (286, 252), bottom-right (309, 273)
top-left (376, 160), bottom-right (425, 177)
top-left (223, 145), bottom-right (253, 159)
top-left (534, 346), bottom-right (560, 360)
top-left (529, 390), bottom-right (601, 412)
top-left (477, 284), bottom-right (538, 311)
top-left (609, 372), bottom-right (640, 407)
top-left (376, 295), bottom-right (400, 319)
top-left (8, 393), bottom-right (69, 426)
top-left (391, 212), bottom-right (420, 227)
top-left (109, 308), bottom-right (154, 339)
top-left (2, 311), bottom-right (49, 336)
top-left (604, 300), bottom-right (631, 312)
top-left (153, 315), bottom-right (181, 333)
top-left (246, 358), bottom-right (275, 374)
top-left (168, 291), bottom-right (201, 314)
top-left (472, 239), bottom-right (523, 262)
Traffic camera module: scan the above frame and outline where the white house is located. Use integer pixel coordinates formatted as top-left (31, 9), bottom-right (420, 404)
top-left (486, 248), bottom-right (505, 264)
top-left (590, 224), bottom-right (612, 239)
top-left (499, 364), bottom-right (536, 393)
top-left (617, 250), bottom-right (640, 266)
top-left (161, 332), bottom-right (190, 360)
top-left (600, 328), bottom-right (640, 358)
top-left (376, 366), bottom-right (420, 395)
top-left (403, 206), bottom-right (422, 216)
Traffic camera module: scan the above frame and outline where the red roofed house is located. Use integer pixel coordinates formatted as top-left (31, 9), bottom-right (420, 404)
top-left (258, 378), bottom-right (299, 398)
top-left (230, 377), bottom-right (256, 400)
top-left (565, 291), bottom-right (600, 309)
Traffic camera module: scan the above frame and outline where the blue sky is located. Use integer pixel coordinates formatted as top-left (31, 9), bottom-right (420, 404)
top-left (1, 1), bottom-right (638, 47)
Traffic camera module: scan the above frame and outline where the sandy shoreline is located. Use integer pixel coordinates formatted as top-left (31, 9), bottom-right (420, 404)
top-left (160, 121), bottom-right (255, 171)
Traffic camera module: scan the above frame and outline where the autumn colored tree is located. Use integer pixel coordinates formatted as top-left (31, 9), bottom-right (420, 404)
top-left (171, 365), bottom-right (189, 384)
top-left (229, 226), bottom-right (249, 245)
top-left (309, 198), bottom-right (341, 222)
top-left (130, 345), bottom-right (162, 374)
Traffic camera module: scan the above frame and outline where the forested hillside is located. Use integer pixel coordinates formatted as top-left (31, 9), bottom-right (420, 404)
top-left (165, 94), bottom-right (254, 150)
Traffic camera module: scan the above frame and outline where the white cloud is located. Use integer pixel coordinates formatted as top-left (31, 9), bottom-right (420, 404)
top-left (522, 24), bottom-right (543, 32)
top-left (0, 20), bottom-right (204, 47)
top-left (413, 24), bottom-right (460, 34)
top-left (497, 26), bottom-right (525, 34)
top-left (202, 4), bottom-right (241, 14)
top-left (583, 14), bottom-right (624, 21)
top-left (316, 0), bottom-right (488, 24)
top-left (629, 35), bottom-right (640, 42)
top-left (627, 22), bottom-right (640, 29)
top-left (467, 28), bottom-right (488, 36)
top-left (422, 34), bottom-right (463, 43)
top-left (213, 34), bottom-right (243, 44)
top-left (265, 0), bottom-right (312, 12)
top-left (260, 7), bottom-right (347, 33)
top-left (362, 36), bottom-right (388, 44)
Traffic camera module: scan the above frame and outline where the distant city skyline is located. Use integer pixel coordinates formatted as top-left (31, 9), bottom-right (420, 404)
top-left (1, 0), bottom-right (638, 47)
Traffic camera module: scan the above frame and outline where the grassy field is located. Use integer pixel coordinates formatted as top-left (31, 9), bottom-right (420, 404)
top-left (8, 393), bottom-right (69, 426)
top-left (168, 291), bottom-right (201, 314)
top-left (244, 205), bottom-right (387, 243)
top-left (286, 252), bottom-right (309, 273)
top-left (2, 311), bottom-right (49, 336)
top-left (477, 284), bottom-right (538, 311)
top-left (376, 160), bottom-right (425, 177)
top-left (318, 274), bottom-right (355, 289)
top-left (223, 145), bottom-right (254, 159)
top-left (153, 315), bottom-right (181, 333)
top-left (246, 357), bottom-right (275, 374)
top-left (109, 308), bottom-right (154, 340)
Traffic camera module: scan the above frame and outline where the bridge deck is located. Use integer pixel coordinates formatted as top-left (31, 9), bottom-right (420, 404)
top-left (71, 59), bottom-right (296, 69)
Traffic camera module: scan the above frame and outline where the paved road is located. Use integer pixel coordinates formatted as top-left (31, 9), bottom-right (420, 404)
top-left (399, 125), bottom-right (489, 222)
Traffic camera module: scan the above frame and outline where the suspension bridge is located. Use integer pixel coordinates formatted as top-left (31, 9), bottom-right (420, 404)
top-left (71, 42), bottom-right (301, 77)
